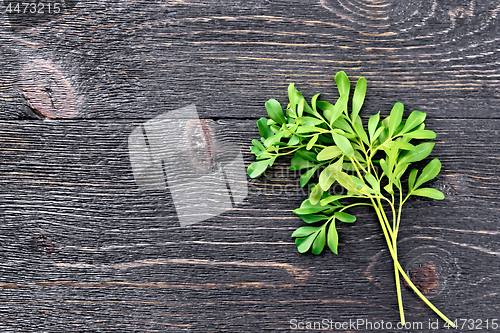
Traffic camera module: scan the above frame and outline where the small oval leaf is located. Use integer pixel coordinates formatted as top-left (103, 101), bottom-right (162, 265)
top-left (389, 102), bottom-right (404, 137)
top-left (412, 188), bottom-right (445, 200)
top-left (402, 130), bottom-right (436, 140)
top-left (299, 166), bottom-right (318, 187)
top-left (247, 159), bottom-right (270, 178)
top-left (257, 117), bottom-right (274, 139)
top-left (290, 153), bottom-right (316, 171)
top-left (300, 214), bottom-right (330, 224)
top-left (309, 184), bottom-right (324, 205)
top-left (414, 158), bottom-right (441, 189)
top-left (296, 232), bottom-right (319, 253)
top-left (317, 146), bottom-right (343, 161)
top-left (334, 211), bottom-right (356, 223)
top-left (368, 112), bottom-right (380, 143)
top-left (306, 134), bottom-right (319, 150)
top-left (332, 133), bottom-right (354, 157)
top-left (265, 99), bottom-right (287, 125)
top-left (352, 77), bottom-right (367, 122)
top-left (398, 142), bottom-right (435, 164)
top-left (335, 71), bottom-right (350, 97)
top-left (408, 169), bottom-right (418, 191)
top-left (402, 110), bottom-right (426, 133)
top-left (291, 226), bottom-right (319, 238)
top-left (311, 228), bottom-right (326, 255)
top-left (327, 222), bottom-right (339, 254)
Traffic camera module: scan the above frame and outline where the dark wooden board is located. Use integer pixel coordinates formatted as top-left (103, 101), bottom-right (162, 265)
top-left (0, 119), bottom-right (499, 332)
top-left (0, 0), bottom-right (499, 120)
top-left (0, 0), bottom-right (499, 332)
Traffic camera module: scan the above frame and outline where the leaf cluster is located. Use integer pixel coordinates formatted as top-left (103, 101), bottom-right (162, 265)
top-left (248, 71), bottom-right (444, 254)
top-left (247, 72), bottom-right (455, 326)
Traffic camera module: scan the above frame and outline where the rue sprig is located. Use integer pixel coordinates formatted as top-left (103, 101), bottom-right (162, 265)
top-left (247, 71), bottom-right (454, 327)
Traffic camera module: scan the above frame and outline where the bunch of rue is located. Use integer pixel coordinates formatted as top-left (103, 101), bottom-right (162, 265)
top-left (247, 72), bottom-right (454, 326)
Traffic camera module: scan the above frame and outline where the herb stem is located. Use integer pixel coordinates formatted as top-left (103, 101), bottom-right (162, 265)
top-left (373, 203), bottom-right (455, 327)
top-left (370, 201), bottom-right (404, 324)
top-left (339, 202), bottom-right (372, 212)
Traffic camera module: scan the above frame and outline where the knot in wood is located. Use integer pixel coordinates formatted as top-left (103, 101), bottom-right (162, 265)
top-left (19, 59), bottom-right (77, 119)
top-left (410, 263), bottom-right (439, 294)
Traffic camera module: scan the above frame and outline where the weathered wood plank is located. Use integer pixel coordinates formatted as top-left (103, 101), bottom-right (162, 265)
top-left (0, 0), bottom-right (499, 120)
top-left (1, 0), bottom-right (499, 331)
top-left (0, 118), bottom-right (498, 331)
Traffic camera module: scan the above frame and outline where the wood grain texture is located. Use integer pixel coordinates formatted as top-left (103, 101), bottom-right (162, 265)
top-left (0, 0), bottom-right (499, 332)
top-left (0, 0), bottom-right (499, 120)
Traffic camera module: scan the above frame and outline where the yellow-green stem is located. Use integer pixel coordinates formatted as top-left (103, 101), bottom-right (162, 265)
top-left (372, 203), bottom-right (455, 327)
top-left (374, 199), bottom-right (405, 324)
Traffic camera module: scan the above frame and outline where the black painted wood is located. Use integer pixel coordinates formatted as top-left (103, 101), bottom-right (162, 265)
top-left (0, 0), bottom-right (499, 332)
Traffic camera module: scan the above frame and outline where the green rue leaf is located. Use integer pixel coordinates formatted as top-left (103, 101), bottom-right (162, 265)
top-left (364, 173), bottom-right (380, 192)
top-left (318, 157), bottom-right (343, 191)
top-left (293, 202), bottom-right (333, 215)
top-left (287, 105), bottom-right (297, 119)
top-left (368, 112), bottom-right (380, 143)
top-left (250, 145), bottom-right (262, 155)
top-left (264, 131), bottom-right (285, 148)
top-left (388, 102), bottom-right (404, 137)
top-left (327, 222), bottom-right (339, 254)
top-left (317, 146), bottom-right (343, 161)
top-left (332, 133), bottom-right (354, 157)
top-left (295, 231), bottom-right (319, 253)
top-left (290, 152), bottom-right (317, 171)
top-left (298, 97), bottom-right (305, 117)
top-left (311, 227), bottom-right (326, 255)
top-left (379, 158), bottom-right (391, 178)
top-left (299, 198), bottom-right (335, 209)
top-left (319, 168), bottom-right (335, 192)
top-left (352, 77), bottom-right (367, 122)
top-left (414, 158), bottom-right (442, 189)
top-left (372, 127), bottom-right (385, 144)
top-left (309, 184), bottom-right (324, 205)
top-left (291, 226), bottom-right (319, 238)
top-left (296, 116), bottom-right (324, 125)
top-left (402, 129), bottom-right (437, 140)
top-left (402, 110), bottom-right (426, 133)
top-left (320, 195), bottom-right (350, 206)
top-left (334, 211), bottom-right (356, 223)
top-left (300, 166), bottom-right (319, 187)
top-left (398, 142), bottom-right (435, 164)
top-left (311, 93), bottom-right (320, 115)
top-left (335, 171), bottom-right (360, 194)
top-left (408, 169), bottom-right (418, 191)
top-left (265, 99), bottom-right (287, 125)
top-left (247, 159), bottom-right (270, 178)
top-left (288, 83), bottom-right (297, 107)
top-left (299, 214), bottom-right (330, 224)
top-left (297, 149), bottom-right (318, 161)
top-left (384, 141), bottom-right (416, 151)
top-left (331, 95), bottom-right (348, 124)
top-left (393, 163), bottom-right (409, 180)
top-left (332, 117), bottom-right (355, 134)
top-left (412, 188), bottom-right (445, 200)
top-left (307, 134), bottom-right (319, 150)
top-left (297, 126), bottom-right (328, 134)
top-left (251, 139), bottom-right (265, 152)
top-left (396, 141), bottom-right (417, 151)
top-left (257, 117), bottom-right (274, 139)
top-left (335, 71), bottom-right (350, 98)
top-left (256, 152), bottom-right (273, 160)
top-left (288, 135), bottom-right (300, 146)
top-left (353, 122), bottom-right (369, 146)
top-left (384, 183), bottom-right (394, 195)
